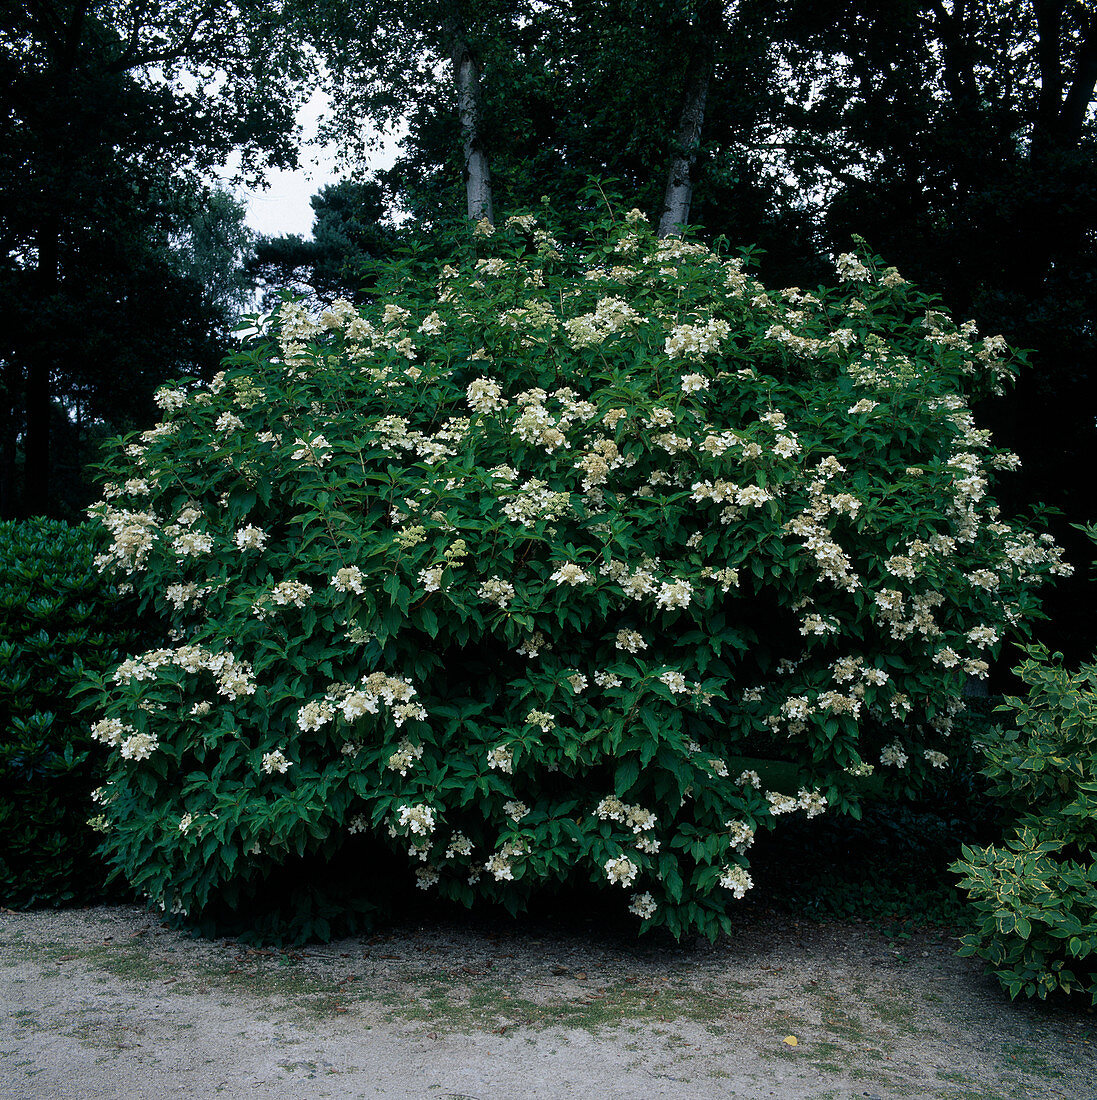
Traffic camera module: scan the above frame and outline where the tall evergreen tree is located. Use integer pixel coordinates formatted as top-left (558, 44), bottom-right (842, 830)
top-left (249, 180), bottom-right (397, 307)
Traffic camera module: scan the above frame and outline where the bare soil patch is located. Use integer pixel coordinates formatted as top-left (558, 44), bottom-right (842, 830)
top-left (1, 905), bottom-right (1093, 1099)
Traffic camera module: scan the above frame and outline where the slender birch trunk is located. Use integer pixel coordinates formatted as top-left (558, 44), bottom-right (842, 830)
top-left (445, 15), bottom-right (494, 225)
top-left (658, 8), bottom-right (718, 238)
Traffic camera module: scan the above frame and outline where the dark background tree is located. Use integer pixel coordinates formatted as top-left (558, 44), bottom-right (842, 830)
top-left (0, 1), bottom-right (312, 518)
top-left (340, 1), bottom-right (827, 278)
top-left (248, 180), bottom-right (398, 307)
top-left (295, 0), bottom-right (524, 224)
top-left (760, 0), bottom-right (1097, 658)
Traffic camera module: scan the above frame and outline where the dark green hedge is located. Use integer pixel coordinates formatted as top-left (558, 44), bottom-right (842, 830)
top-left (0, 519), bottom-right (144, 905)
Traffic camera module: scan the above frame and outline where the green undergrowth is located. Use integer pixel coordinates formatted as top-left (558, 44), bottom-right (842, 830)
top-left (0, 519), bottom-right (146, 907)
top-left (753, 802), bottom-right (976, 931)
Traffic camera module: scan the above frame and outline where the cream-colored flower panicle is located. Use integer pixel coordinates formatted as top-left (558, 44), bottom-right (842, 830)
top-left (261, 750), bottom-right (292, 775)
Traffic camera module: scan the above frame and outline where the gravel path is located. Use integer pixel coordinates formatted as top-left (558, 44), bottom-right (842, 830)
top-left (1, 905), bottom-right (1093, 1099)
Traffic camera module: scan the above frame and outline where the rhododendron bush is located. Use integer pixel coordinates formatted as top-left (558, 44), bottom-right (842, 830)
top-left (83, 211), bottom-right (1070, 941)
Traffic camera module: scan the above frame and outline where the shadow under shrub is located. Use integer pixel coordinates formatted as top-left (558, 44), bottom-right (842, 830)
top-left (0, 519), bottom-right (144, 906)
top-left (751, 698), bottom-right (1007, 929)
top-left (81, 211), bottom-right (1069, 943)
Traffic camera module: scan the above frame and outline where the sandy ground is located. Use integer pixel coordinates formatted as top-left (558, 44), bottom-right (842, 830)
top-left (0, 905), bottom-right (1093, 1100)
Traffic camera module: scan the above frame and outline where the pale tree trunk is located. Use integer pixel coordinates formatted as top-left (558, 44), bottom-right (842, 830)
top-left (445, 15), bottom-right (494, 225)
top-left (658, 6), bottom-right (719, 238)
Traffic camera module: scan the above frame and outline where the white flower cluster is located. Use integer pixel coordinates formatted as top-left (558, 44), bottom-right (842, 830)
top-left (296, 699), bottom-right (335, 731)
top-left (261, 749), bottom-right (292, 775)
top-left (466, 376), bottom-right (506, 414)
top-left (550, 562), bottom-right (592, 587)
top-left (615, 629), bottom-right (647, 653)
top-left (486, 745), bottom-right (514, 774)
top-left (726, 821), bottom-right (755, 852)
top-left (90, 719), bottom-right (159, 762)
top-left (664, 317), bottom-right (731, 359)
top-left (107, 645), bottom-right (256, 702)
top-left (836, 252), bottom-right (873, 281)
top-left (564, 297), bottom-right (642, 348)
top-left (387, 738), bottom-right (424, 775)
top-left (718, 864), bottom-right (753, 898)
top-left (786, 508), bottom-right (860, 593)
top-left (595, 797), bottom-right (658, 832)
top-left (290, 434), bottom-right (333, 466)
top-left (478, 576), bottom-right (515, 608)
top-left (154, 386), bottom-right (187, 412)
top-left (370, 414), bottom-right (466, 464)
top-left (526, 709), bottom-right (556, 733)
top-left (269, 580), bottom-right (313, 608)
top-left (659, 670), bottom-right (690, 694)
top-left (331, 566), bottom-right (366, 594)
top-left (655, 579), bottom-right (692, 610)
top-left (501, 478), bottom-right (571, 528)
top-left (628, 892), bottom-right (658, 919)
top-left (484, 837), bottom-right (529, 881)
top-left (415, 867), bottom-right (440, 890)
top-left (344, 672), bottom-right (426, 726)
top-left (764, 322), bottom-right (854, 359)
top-left (88, 505), bottom-right (161, 572)
top-left (444, 832), bottom-right (474, 860)
top-left (397, 803), bottom-right (436, 836)
top-left (880, 740), bottom-right (909, 768)
top-left (765, 788), bottom-right (828, 819)
top-left (517, 632), bottom-right (548, 658)
top-left (234, 525), bottom-right (267, 552)
top-left (418, 566), bottom-right (444, 592)
top-left (604, 855), bottom-right (639, 887)
top-left (173, 529), bottom-right (213, 558)
top-left (575, 436), bottom-right (626, 491)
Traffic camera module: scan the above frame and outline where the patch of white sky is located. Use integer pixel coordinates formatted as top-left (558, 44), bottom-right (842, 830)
top-left (160, 55), bottom-right (406, 239)
top-left (218, 86), bottom-right (404, 239)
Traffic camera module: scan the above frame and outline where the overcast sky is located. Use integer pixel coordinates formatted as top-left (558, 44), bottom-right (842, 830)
top-left (239, 89), bottom-right (401, 238)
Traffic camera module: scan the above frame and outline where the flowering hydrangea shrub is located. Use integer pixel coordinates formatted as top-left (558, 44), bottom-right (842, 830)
top-left (84, 211), bottom-right (1070, 940)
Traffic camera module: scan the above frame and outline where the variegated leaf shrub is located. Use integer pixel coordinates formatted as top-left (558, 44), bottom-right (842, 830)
top-left (954, 633), bottom-right (1097, 1004)
top-left (82, 211), bottom-right (1069, 940)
